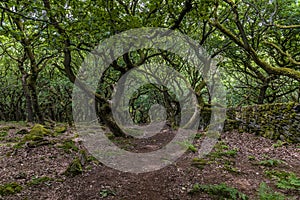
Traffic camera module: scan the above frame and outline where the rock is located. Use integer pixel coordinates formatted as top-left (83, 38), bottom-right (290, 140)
top-left (24, 124), bottom-right (53, 141)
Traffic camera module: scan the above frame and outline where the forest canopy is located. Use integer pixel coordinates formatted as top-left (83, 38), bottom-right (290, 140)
top-left (0, 0), bottom-right (299, 132)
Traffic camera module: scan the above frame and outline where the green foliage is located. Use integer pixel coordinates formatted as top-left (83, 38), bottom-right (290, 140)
top-left (0, 0), bottom-right (300, 136)
top-left (208, 142), bottom-right (238, 159)
top-left (191, 158), bottom-right (209, 169)
top-left (189, 183), bottom-right (248, 200)
top-left (63, 157), bottom-right (83, 177)
top-left (99, 189), bottom-right (116, 198)
top-left (187, 144), bottom-right (197, 153)
top-left (272, 140), bottom-right (287, 148)
top-left (0, 131), bottom-right (8, 141)
top-left (248, 155), bottom-right (256, 161)
top-left (192, 141), bottom-right (240, 174)
top-left (57, 140), bottom-right (79, 153)
top-left (0, 131), bottom-right (8, 137)
top-left (223, 161), bottom-right (240, 173)
top-left (194, 133), bottom-right (203, 139)
top-left (265, 170), bottom-right (300, 191)
top-left (178, 141), bottom-right (197, 153)
top-left (258, 182), bottom-right (286, 200)
top-left (27, 176), bottom-right (53, 186)
top-left (13, 142), bottom-right (25, 149)
top-left (258, 159), bottom-right (284, 167)
top-left (0, 182), bottom-right (22, 196)
top-left (54, 126), bottom-right (67, 134)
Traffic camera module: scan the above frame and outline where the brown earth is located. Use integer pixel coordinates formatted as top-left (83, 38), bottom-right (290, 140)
top-left (0, 122), bottom-right (299, 200)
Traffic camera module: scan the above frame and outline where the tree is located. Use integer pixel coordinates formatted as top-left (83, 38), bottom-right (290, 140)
top-left (199, 0), bottom-right (300, 105)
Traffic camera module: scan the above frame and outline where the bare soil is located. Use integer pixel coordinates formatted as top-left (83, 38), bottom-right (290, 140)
top-left (0, 122), bottom-right (299, 200)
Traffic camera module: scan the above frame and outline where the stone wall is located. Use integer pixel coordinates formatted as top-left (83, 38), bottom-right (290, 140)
top-left (223, 102), bottom-right (300, 143)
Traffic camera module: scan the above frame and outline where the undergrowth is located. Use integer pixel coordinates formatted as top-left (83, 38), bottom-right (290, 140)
top-left (188, 183), bottom-right (248, 200)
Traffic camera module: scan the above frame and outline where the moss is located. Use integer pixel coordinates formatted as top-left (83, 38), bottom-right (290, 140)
top-left (258, 159), bottom-right (284, 167)
top-left (194, 133), bottom-right (202, 139)
top-left (224, 102), bottom-right (300, 143)
top-left (223, 164), bottom-right (240, 173)
top-left (13, 124), bottom-right (53, 148)
top-left (192, 158), bottom-right (208, 169)
top-left (248, 155), bottom-right (256, 161)
top-left (0, 131), bottom-right (8, 141)
top-left (63, 157), bottom-right (83, 177)
top-left (78, 149), bottom-right (88, 165)
top-left (54, 126), bottom-right (67, 134)
top-left (27, 176), bottom-right (53, 186)
top-left (0, 131), bottom-right (8, 137)
top-left (24, 124), bottom-right (53, 141)
top-left (13, 141), bottom-right (25, 149)
top-left (5, 137), bottom-right (19, 142)
top-left (188, 144), bottom-right (197, 153)
top-left (26, 140), bottom-right (53, 148)
top-left (58, 140), bottom-right (79, 153)
top-left (0, 182), bottom-right (22, 196)
top-left (0, 127), bottom-right (10, 131)
top-left (106, 133), bottom-right (115, 140)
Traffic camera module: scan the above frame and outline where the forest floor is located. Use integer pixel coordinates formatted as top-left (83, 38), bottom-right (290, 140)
top-left (0, 122), bottom-right (299, 200)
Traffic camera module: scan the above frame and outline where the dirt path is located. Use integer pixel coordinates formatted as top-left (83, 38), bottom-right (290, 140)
top-left (0, 123), bottom-right (299, 199)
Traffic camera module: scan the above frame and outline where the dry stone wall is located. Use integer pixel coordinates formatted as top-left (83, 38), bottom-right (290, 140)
top-left (223, 102), bottom-right (300, 143)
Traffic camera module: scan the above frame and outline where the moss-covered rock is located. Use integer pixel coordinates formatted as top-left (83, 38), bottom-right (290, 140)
top-left (24, 124), bottom-right (53, 141)
top-left (13, 124), bottom-right (54, 148)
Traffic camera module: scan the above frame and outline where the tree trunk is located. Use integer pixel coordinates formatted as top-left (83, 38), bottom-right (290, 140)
top-left (21, 74), bottom-right (34, 122)
top-left (29, 83), bottom-right (44, 124)
top-left (97, 100), bottom-right (127, 137)
top-left (258, 84), bottom-right (268, 104)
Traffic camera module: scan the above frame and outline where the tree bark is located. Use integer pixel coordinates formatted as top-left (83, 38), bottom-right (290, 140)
top-left (21, 74), bottom-right (34, 122)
